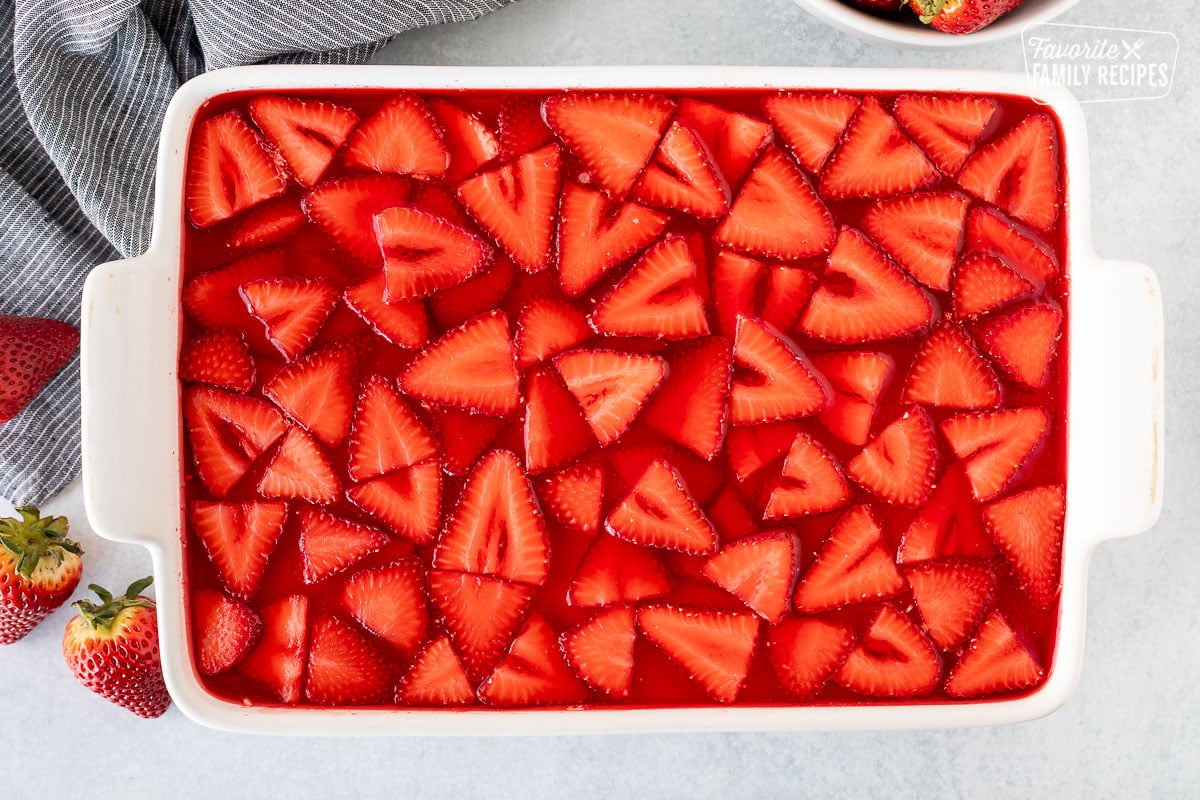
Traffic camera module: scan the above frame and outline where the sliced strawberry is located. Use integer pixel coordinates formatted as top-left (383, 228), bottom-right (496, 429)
top-left (675, 98), bottom-right (772, 186)
top-left (632, 122), bottom-right (730, 218)
top-left (480, 614), bottom-right (588, 707)
top-left (951, 252), bottom-right (1036, 321)
top-left (730, 316), bottom-right (828, 424)
top-left (428, 405), bottom-right (506, 476)
top-left (808, 351), bottom-right (895, 447)
top-left (767, 615), bottom-right (856, 700)
top-left (793, 505), bottom-right (906, 613)
top-left (296, 507), bottom-right (387, 585)
top-left (347, 461), bottom-right (442, 544)
top-left (375, 206), bottom-right (492, 301)
top-left (760, 266), bottom-right (817, 333)
top-left (713, 146), bottom-right (835, 259)
top-left (568, 534), bottom-right (671, 608)
top-left (798, 227), bottom-right (934, 344)
top-left (898, 464), bottom-right (995, 563)
top-left (523, 367), bottom-right (596, 474)
top-left (457, 143), bottom-right (560, 274)
top-left (496, 95), bottom-right (555, 160)
top-left (262, 345), bottom-right (356, 446)
top-left (940, 406), bottom-right (1049, 502)
top-left (553, 349), bottom-right (666, 445)
top-left (762, 91), bottom-right (859, 174)
top-left (605, 459), bottom-right (718, 555)
top-left (701, 532), bottom-right (798, 623)
top-left (763, 431), bottom-right (851, 520)
top-left (427, 569), bottom-right (534, 681)
top-left (190, 501), bottom-right (288, 599)
top-left (347, 375), bottom-right (437, 482)
top-left (979, 301), bottom-right (1063, 389)
top-left (248, 95), bottom-right (359, 187)
top-left (905, 560), bottom-right (996, 651)
top-left (239, 594), bottom-right (308, 704)
top-left (834, 604), bottom-right (941, 697)
top-left (637, 605), bottom-right (760, 703)
top-left (304, 615), bottom-right (395, 705)
top-left (642, 336), bottom-right (732, 460)
top-left (705, 486), bottom-right (758, 541)
top-left (862, 192), bottom-right (969, 291)
top-left (540, 462), bottom-right (605, 534)
top-left (958, 114), bottom-right (1061, 232)
top-left (560, 606), bottom-right (637, 698)
top-left (821, 97), bottom-right (937, 199)
top-left (341, 560), bottom-right (428, 655)
top-left (257, 427), bottom-right (341, 504)
top-left (902, 321), bottom-right (1002, 409)
top-left (428, 253), bottom-right (517, 331)
top-left (343, 92), bottom-right (447, 177)
top-left (224, 197), bottom-right (309, 253)
top-left (964, 206), bottom-right (1058, 284)
top-left (556, 182), bottom-right (668, 297)
top-left (303, 175), bottom-right (412, 270)
top-left (983, 484), bottom-right (1065, 608)
top-left (435, 450), bottom-right (550, 586)
top-left (515, 297), bottom-right (592, 370)
top-left (180, 329), bottom-right (255, 392)
top-left (725, 421), bottom-right (802, 483)
top-left (183, 386), bottom-right (287, 497)
top-left (848, 406), bottom-right (939, 507)
top-left (186, 110), bottom-right (286, 228)
top-left (892, 93), bottom-right (998, 176)
top-left (343, 274), bottom-right (428, 349)
top-left (240, 276), bottom-right (337, 361)
top-left (542, 92), bottom-right (676, 198)
top-left (590, 235), bottom-right (710, 340)
top-left (711, 250), bottom-right (764, 339)
top-left (182, 249), bottom-right (289, 330)
top-left (397, 635), bottom-right (475, 706)
top-left (428, 97), bottom-right (500, 182)
top-left (192, 588), bottom-right (262, 676)
top-left (401, 311), bottom-right (520, 416)
top-left (944, 609), bottom-right (1044, 698)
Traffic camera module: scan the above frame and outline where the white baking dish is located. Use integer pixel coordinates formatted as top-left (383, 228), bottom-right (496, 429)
top-left (80, 66), bottom-right (1163, 735)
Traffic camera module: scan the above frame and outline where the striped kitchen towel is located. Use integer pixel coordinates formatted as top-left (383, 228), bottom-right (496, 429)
top-left (0, 0), bottom-right (513, 504)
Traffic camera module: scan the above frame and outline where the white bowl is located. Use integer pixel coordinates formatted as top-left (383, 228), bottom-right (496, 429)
top-left (791, 0), bottom-right (1084, 49)
top-left (80, 65), bottom-right (1163, 736)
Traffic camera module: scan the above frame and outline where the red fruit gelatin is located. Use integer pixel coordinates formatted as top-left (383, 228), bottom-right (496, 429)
top-left (179, 87), bottom-right (1068, 710)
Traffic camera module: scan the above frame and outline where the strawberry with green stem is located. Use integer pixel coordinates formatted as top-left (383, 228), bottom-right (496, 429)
top-left (62, 577), bottom-right (170, 718)
top-left (0, 506), bottom-right (82, 644)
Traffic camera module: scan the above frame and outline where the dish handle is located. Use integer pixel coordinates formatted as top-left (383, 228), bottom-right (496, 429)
top-left (1072, 258), bottom-right (1164, 545)
top-left (80, 254), bottom-right (181, 549)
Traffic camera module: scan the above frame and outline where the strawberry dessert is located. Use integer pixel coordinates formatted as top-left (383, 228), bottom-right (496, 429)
top-left (179, 87), bottom-right (1067, 709)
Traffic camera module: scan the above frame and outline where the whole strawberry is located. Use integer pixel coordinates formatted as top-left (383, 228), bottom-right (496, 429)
top-left (63, 577), bottom-right (171, 718)
top-left (0, 506), bottom-right (82, 644)
top-left (0, 314), bottom-right (80, 424)
top-left (909, 0), bottom-right (1023, 34)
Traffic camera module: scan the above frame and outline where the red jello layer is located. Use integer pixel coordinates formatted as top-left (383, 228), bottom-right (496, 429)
top-left (179, 87), bottom-right (1068, 709)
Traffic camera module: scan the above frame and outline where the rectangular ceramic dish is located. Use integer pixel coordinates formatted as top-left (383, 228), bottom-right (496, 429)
top-left (80, 66), bottom-right (1163, 735)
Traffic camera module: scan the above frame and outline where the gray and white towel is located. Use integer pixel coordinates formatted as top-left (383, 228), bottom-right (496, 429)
top-left (0, 0), bottom-right (513, 504)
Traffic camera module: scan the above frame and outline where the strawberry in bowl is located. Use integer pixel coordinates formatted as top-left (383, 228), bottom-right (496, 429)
top-left (791, 0), bottom-right (1081, 47)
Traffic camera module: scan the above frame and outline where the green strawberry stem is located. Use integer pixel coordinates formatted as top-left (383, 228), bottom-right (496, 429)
top-left (72, 577), bottom-right (155, 632)
top-left (912, 0), bottom-right (947, 24)
top-left (0, 506), bottom-right (81, 578)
